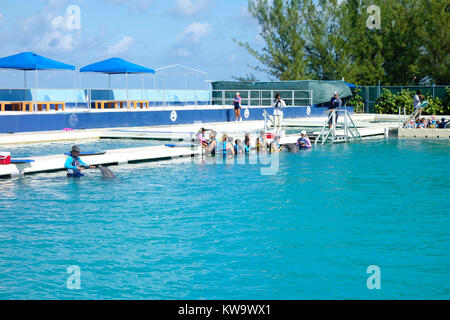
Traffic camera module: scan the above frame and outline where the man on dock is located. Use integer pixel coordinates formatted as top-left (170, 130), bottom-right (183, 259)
top-left (329, 91), bottom-right (342, 128)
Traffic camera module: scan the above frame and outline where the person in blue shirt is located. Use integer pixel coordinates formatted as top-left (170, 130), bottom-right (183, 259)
top-left (296, 130), bottom-right (312, 150)
top-left (65, 145), bottom-right (95, 177)
top-left (234, 139), bottom-right (244, 155)
top-left (328, 91), bottom-right (342, 128)
top-left (427, 115), bottom-right (437, 128)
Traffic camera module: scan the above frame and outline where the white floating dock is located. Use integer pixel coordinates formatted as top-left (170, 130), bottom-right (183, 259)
top-left (0, 145), bottom-right (202, 178)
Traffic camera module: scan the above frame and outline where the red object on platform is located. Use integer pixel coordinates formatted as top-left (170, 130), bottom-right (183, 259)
top-left (266, 132), bottom-right (274, 139)
top-left (0, 152), bottom-right (11, 165)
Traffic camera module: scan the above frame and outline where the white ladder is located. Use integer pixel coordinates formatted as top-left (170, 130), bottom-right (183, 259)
top-left (315, 110), bottom-right (362, 146)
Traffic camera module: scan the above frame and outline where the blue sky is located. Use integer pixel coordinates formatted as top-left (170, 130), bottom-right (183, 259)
top-left (0, 0), bottom-right (268, 89)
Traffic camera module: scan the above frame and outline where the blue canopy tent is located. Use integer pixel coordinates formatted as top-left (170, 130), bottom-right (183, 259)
top-left (344, 81), bottom-right (356, 88)
top-left (0, 52), bottom-right (76, 111)
top-left (80, 58), bottom-right (155, 109)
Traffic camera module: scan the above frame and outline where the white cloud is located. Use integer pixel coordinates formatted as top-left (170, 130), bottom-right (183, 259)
top-left (101, 0), bottom-right (155, 12)
top-left (176, 22), bottom-right (211, 43)
top-left (36, 30), bottom-right (78, 52)
top-left (177, 48), bottom-right (191, 57)
top-left (105, 36), bottom-right (134, 56)
top-left (172, 0), bottom-right (213, 16)
top-left (21, 4), bottom-right (82, 53)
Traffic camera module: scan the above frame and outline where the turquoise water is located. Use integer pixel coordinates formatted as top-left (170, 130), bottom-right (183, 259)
top-left (3, 139), bottom-right (162, 158)
top-left (0, 139), bottom-right (449, 299)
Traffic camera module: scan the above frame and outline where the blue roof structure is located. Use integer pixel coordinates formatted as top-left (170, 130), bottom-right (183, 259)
top-left (0, 52), bottom-right (75, 71)
top-left (80, 58), bottom-right (155, 74)
top-left (344, 81), bottom-right (356, 88)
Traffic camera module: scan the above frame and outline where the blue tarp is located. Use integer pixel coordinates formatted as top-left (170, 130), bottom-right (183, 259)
top-left (80, 58), bottom-right (155, 74)
top-left (0, 52), bottom-right (75, 70)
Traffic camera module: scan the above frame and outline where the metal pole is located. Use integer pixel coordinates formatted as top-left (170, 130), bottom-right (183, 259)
top-left (332, 110), bottom-right (336, 142)
top-left (108, 74), bottom-right (111, 89)
top-left (74, 70), bottom-right (77, 111)
top-left (34, 69), bottom-right (37, 112)
top-left (126, 72), bottom-right (129, 109)
top-left (344, 110), bottom-right (348, 139)
top-left (80, 73), bottom-right (83, 109)
top-left (24, 70), bottom-right (26, 88)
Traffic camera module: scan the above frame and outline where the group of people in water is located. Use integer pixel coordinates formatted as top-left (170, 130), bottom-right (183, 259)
top-left (197, 128), bottom-right (311, 157)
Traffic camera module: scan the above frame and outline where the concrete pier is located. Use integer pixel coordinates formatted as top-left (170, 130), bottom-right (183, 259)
top-left (398, 128), bottom-right (450, 139)
top-left (0, 145), bottom-right (202, 178)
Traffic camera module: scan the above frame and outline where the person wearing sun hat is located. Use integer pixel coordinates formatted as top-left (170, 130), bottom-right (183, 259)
top-left (296, 130), bottom-right (312, 150)
top-left (64, 145), bottom-right (95, 177)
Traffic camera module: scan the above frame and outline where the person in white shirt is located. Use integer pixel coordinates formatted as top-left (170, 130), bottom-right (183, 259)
top-left (272, 93), bottom-right (286, 130)
top-left (414, 90), bottom-right (422, 109)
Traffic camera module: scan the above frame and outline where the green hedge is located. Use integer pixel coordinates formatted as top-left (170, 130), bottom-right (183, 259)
top-left (374, 88), bottom-right (450, 115)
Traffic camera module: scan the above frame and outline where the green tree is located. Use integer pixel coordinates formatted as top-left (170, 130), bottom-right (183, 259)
top-left (239, 0), bottom-right (449, 85)
top-left (418, 0), bottom-right (450, 84)
top-left (302, 0), bottom-right (351, 80)
top-left (379, 0), bottom-right (423, 85)
top-left (237, 0), bottom-right (309, 80)
top-left (340, 0), bottom-right (384, 85)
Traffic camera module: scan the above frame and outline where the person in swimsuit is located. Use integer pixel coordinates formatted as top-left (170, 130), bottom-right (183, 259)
top-left (233, 92), bottom-right (242, 122)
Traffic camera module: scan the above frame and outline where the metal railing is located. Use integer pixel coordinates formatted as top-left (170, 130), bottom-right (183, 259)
top-left (212, 90), bottom-right (313, 107)
top-left (262, 110), bottom-right (276, 130)
top-left (315, 109), bottom-right (361, 146)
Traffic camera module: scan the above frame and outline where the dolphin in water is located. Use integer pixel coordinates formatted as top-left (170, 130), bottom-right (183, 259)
top-left (98, 165), bottom-right (116, 179)
top-left (282, 143), bottom-right (299, 153)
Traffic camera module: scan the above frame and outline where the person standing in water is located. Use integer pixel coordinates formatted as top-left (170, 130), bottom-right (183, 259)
top-left (256, 130), bottom-right (268, 152)
top-left (233, 92), bottom-right (242, 122)
top-left (64, 145), bottom-right (95, 178)
top-left (244, 133), bottom-right (251, 153)
top-left (204, 131), bottom-right (218, 156)
top-left (269, 136), bottom-right (283, 153)
top-left (272, 93), bottom-right (286, 130)
top-left (221, 134), bottom-right (236, 157)
top-left (297, 130), bottom-right (312, 150)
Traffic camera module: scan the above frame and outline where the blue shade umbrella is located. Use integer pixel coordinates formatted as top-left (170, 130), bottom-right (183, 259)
top-left (0, 52), bottom-right (76, 111)
top-left (80, 58), bottom-right (155, 108)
